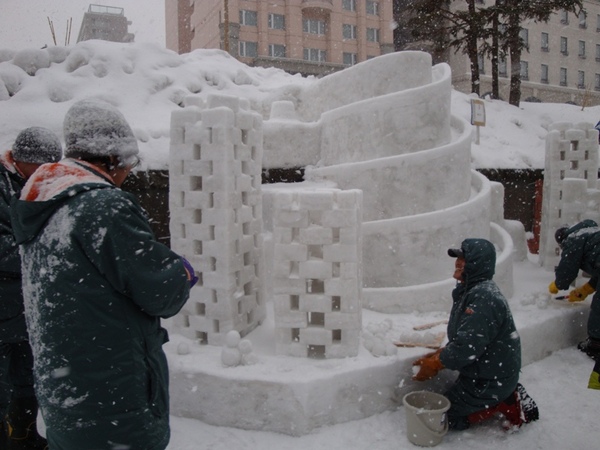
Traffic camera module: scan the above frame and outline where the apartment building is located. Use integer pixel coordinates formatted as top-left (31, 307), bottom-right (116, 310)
top-left (165, 0), bottom-right (394, 77)
top-left (77, 4), bottom-right (134, 43)
top-left (449, 1), bottom-right (600, 105)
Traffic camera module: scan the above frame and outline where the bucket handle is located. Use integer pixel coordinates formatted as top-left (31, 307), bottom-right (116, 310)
top-left (416, 411), bottom-right (448, 437)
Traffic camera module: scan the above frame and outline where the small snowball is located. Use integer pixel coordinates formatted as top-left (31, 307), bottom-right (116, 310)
top-left (239, 339), bottom-right (253, 354)
top-left (221, 347), bottom-right (242, 367)
top-left (177, 342), bottom-right (190, 355)
top-left (225, 330), bottom-right (241, 348)
top-left (385, 342), bottom-right (398, 356)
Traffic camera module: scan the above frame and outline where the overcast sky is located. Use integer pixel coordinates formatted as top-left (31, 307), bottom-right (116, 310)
top-left (0, 0), bottom-right (165, 51)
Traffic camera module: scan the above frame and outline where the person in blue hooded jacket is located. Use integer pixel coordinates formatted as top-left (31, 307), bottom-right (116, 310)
top-left (10, 100), bottom-right (196, 450)
top-left (413, 238), bottom-right (538, 430)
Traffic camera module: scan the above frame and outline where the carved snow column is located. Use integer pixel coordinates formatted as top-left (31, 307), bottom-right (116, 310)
top-left (272, 188), bottom-right (363, 359)
top-left (539, 122), bottom-right (599, 269)
top-left (169, 94), bottom-right (266, 345)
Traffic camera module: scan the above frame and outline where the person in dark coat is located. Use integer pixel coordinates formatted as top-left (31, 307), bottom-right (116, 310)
top-left (550, 219), bottom-right (600, 389)
top-left (0, 127), bottom-right (62, 449)
top-left (413, 238), bottom-right (538, 430)
top-left (10, 100), bottom-right (195, 450)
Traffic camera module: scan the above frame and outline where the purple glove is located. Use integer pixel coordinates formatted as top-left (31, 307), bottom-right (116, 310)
top-left (181, 257), bottom-right (198, 288)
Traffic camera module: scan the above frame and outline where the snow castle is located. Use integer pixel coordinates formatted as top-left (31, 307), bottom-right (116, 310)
top-left (167, 51), bottom-right (528, 435)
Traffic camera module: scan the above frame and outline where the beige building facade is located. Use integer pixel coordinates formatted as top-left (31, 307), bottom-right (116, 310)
top-left (450, 1), bottom-right (600, 106)
top-left (77, 4), bottom-right (134, 43)
top-left (165, 0), bottom-right (394, 76)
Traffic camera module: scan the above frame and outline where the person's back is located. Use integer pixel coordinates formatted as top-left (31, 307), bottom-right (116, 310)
top-left (10, 100), bottom-right (193, 450)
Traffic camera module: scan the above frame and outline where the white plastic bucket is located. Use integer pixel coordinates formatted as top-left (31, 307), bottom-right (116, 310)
top-left (403, 390), bottom-right (450, 447)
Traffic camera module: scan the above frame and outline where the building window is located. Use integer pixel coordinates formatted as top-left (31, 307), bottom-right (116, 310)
top-left (579, 40), bottom-right (586, 58)
top-left (268, 13), bottom-right (285, 30)
top-left (560, 67), bottom-right (567, 86)
top-left (560, 36), bottom-right (568, 55)
top-left (578, 71), bottom-right (585, 89)
top-left (595, 73), bottom-right (600, 91)
top-left (343, 52), bottom-right (358, 65)
top-left (520, 61), bottom-right (529, 80)
top-left (541, 64), bottom-right (549, 84)
top-left (343, 24), bottom-right (357, 39)
top-left (304, 48), bottom-right (327, 62)
top-left (366, 28), bottom-right (380, 43)
top-left (303, 18), bottom-right (326, 35)
top-left (239, 41), bottom-right (258, 57)
top-left (269, 44), bottom-right (286, 58)
top-left (596, 44), bottom-right (600, 61)
top-left (478, 54), bottom-right (485, 74)
top-left (342, 0), bottom-right (356, 11)
top-left (597, 14), bottom-right (600, 32)
top-left (499, 57), bottom-right (507, 77)
top-left (519, 28), bottom-right (529, 48)
top-left (541, 32), bottom-right (549, 51)
top-left (579, 11), bottom-right (587, 29)
top-left (560, 10), bottom-right (569, 25)
top-left (366, 1), bottom-right (379, 16)
top-left (239, 10), bottom-right (257, 27)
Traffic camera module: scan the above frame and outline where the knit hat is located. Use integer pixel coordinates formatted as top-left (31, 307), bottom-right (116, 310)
top-left (63, 99), bottom-right (139, 160)
top-left (12, 127), bottom-right (62, 164)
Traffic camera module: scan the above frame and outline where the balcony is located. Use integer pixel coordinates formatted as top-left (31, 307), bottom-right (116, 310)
top-left (302, 0), bottom-right (333, 12)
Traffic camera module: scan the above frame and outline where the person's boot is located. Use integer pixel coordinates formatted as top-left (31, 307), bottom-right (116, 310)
top-left (578, 337), bottom-right (600, 361)
top-left (497, 383), bottom-right (539, 431)
top-left (6, 396), bottom-right (47, 450)
top-left (467, 383), bottom-right (539, 431)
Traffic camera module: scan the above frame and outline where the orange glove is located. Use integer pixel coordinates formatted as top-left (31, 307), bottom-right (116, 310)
top-left (548, 281), bottom-right (559, 294)
top-left (568, 282), bottom-right (595, 302)
top-left (412, 348), bottom-right (444, 381)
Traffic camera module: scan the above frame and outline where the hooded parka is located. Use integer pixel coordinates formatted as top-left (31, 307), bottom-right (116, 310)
top-left (441, 239), bottom-right (521, 417)
top-left (0, 152), bottom-right (28, 343)
top-left (10, 159), bottom-right (190, 450)
top-left (554, 219), bottom-right (600, 339)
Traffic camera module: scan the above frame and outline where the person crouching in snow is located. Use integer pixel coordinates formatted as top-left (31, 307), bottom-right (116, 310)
top-left (550, 220), bottom-right (600, 389)
top-left (412, 238), bottom-right (539, 430)
top-left (9, 99), bottom-right (196, 450)
top-left (0, 127), bottom-right (62, 449)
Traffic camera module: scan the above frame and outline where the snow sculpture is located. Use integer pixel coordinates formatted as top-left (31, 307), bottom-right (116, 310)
top-left (168, 51), bottom-right (529, 434)
top-left (272, 188), bottom-right (363, 359)
top-left (169, 94), bottom-right (266, 345)
top-left (263, 51), bottom-right (523, 314)
top-left (539, 122), bottom-right (599, 270)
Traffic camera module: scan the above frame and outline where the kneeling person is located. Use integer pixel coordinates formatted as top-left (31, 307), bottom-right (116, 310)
top-left (412, 239), bottom-right (538, 430)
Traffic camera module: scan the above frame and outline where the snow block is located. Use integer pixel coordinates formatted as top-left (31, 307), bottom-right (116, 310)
top-left (272, 188), bottom-right (362, 358)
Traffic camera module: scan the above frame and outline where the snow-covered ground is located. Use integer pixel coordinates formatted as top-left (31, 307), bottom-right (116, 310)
top-left (167, 256), bottom-right (597, 449)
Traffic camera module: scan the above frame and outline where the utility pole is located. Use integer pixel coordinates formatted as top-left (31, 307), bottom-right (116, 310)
top-left (223, 0), bottom-right (230, 53)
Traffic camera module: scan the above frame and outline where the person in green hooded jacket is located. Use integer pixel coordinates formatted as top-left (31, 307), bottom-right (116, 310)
top-left (1, 127), bottom-right (62, 449)
top-left (413, 238), bottom-right (538, 430)
top-left (10, 100), bottom-right (195, 450)
top-left (549, 219), bottom-right (600, 389)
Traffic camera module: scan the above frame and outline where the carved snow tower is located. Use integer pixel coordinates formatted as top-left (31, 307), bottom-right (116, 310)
top-left (169, 95), bottom-right (265, 345)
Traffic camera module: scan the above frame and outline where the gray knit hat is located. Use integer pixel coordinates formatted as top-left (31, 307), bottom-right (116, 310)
top-left (63, 99), bottom-right (139, 159)
top-left (13, 127), bottom-right (62, 164)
